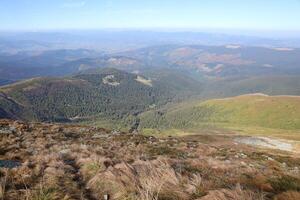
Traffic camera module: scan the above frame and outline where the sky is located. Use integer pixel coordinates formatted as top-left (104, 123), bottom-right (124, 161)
top-left (1, 0), bottom-right (300, 34)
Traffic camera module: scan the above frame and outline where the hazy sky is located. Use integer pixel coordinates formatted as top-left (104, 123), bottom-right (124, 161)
top-left (1, 0), bottom-right (300, 32)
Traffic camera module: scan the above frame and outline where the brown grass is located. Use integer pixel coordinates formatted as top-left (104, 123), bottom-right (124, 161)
top-left (198, 184), bottom-right (265, 200)
top-left (0, 170), bottom-right (8, 200)
top-left (274, 191), bottom-right (300, 200)
top-left (1, 119), bottom-right (300, 200)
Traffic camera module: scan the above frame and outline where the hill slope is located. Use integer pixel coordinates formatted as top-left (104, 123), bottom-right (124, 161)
top-left (2, 119), bottom-right (300, 199)
top-left (139, 94), bottom-right (300, 130)
top-left (0, 68), bottom-right (201, 124)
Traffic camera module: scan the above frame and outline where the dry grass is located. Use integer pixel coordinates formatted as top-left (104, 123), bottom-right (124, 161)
top-left (0, 170), bottom-right (8, 200)
top-left (274, 191), bottom-right (300, 200)
top-left (77, 154), bottom-right (108, 180)
top-left (24, 183), bottom-right (61, 200)
top-left (88, 158), bottom-right (193, 200)
top-left (136, 158), bottom-right (189, 200)
top-left (1, 119), bottom-right (300, 200)
top-left (198, 184), bottom-right (265, 200)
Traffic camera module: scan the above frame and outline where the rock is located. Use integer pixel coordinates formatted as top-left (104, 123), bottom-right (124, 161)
top-left (240, 153), bottom-right (247, 158)
top-left (58, 149), bottom-right (71, 158)
top-left (92, 134), bottom-right (109, 139)
top-left (249, 163), bottom-right (255, 168)
top-left (103, 194), bottom-right (110, 200)
top-left (267, 156), bottom-right (274, 161)
top-left (0, 126), bottom-right (14, 134)
top-left (225, 160), bottom-right (231, 164)
top-left (291, 167), bottom-right (299, 174)
top-left (111, 130), bottom-right (121, 135)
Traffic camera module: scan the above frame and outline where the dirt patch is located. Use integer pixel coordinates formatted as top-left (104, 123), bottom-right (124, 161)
top-left (235, 136), bottom-right (293, 152)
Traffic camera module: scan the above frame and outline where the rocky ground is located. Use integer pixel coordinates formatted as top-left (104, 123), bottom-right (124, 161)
top-left (234, 136), bottom-right (295, 152)
top-left (0, 119), bottom-right (300, 200)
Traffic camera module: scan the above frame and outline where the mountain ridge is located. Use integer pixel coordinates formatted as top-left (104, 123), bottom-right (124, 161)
top-left (139, 94), bottom-right (300, 131)
top-left (0, 68), bottom-right (201, 125)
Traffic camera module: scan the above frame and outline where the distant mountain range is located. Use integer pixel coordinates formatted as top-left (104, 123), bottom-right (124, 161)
top-left (0, 31), bottom-right (300, 131)
top-left (1, 44), bottom-right (300, 85)
top-left (118, 45), bottom-right (300, 76)
top-left (1, 31), bottom-right (300, 54)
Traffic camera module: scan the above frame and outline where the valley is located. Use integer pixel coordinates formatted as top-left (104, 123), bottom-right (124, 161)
top-left (2, 1), bottom-right (300, 199)
top-left (0, 33), bottom-right (300, 200)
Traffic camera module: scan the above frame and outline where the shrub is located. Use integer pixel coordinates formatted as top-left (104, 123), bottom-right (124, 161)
top-left (268, 176), bottom-right (300, 192)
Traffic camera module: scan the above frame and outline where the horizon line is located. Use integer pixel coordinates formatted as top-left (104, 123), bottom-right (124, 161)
top-left (1, 28), bottom-right (300, 39)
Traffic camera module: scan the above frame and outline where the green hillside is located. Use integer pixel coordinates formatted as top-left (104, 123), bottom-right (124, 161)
top-left (139, 94), bottom-right (300, 131)
top-left (0, 68), bottom-right (201, 124)
top-left (1, 66), bottom-right (300, 132)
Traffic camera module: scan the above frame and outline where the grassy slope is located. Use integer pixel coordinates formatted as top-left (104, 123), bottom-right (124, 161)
top-left (201, 94), bottom-right (300, 129)
top-left (139, 94), bottom-right (300, 139)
